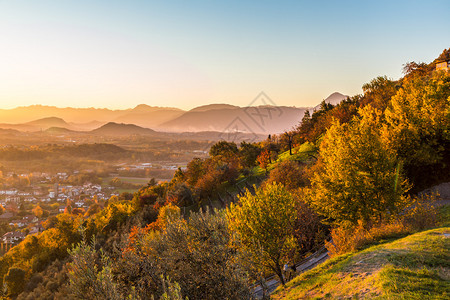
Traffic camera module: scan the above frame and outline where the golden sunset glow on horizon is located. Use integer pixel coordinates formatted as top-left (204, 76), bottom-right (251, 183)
top-left (0, 1), bottom-right (449, 110)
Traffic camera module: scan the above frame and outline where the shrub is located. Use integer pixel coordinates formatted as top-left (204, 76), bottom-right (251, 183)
top-left (326, 194), bottom-right (440, 257)
top-left (266, 160), bottom-right (307, 190)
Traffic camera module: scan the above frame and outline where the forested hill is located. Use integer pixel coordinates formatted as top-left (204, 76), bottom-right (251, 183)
top-left (0, 48), bottom-right (449, 299)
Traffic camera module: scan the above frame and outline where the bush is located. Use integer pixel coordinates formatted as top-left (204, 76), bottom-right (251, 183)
top-left (265, 160), bottom-right (307, 190)
top-left (326, 194), bottom-right (440, 257)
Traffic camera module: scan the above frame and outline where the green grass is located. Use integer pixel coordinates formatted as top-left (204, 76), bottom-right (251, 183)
top-left (274, 142), bottom-right (317, 164)
top-left (439, 204), bottom-right (450, 227)
top-left (273, 205), bottom-right (450, 299)
top-left (113, 188), bottom-right (139, 194)
top-left (102, 177), bottom-right (153, 185)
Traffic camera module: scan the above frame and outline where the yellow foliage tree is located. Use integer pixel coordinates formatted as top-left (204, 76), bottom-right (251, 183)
top-left (309, 106), bottom-right (410, 226)
top-left (157, 203), bottom-right (181, 230)
top-left (383, 71), bottom-right (450, 166)
top-left (32, 204), bottom-right (44, 218)
top-left (227, 182), bottom-right (297, 285)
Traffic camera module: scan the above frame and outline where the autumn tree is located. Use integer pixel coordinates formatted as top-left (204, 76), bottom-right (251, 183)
top-left (32, 204), bottom-right (44, 218)
top-left (383, 71), bottom-right (450, 189)
top-left (361, 76), bottom-right (397, 111)
top-left (4, 267), bottom-right (26, 297)
top-left (309, 106), bottom-right (410, 226)
top-left (291, 193), bottom-right (328, 257)
top-left (266, 160), bottom-right (306, 190)
top-left (167, 183), bottom-right (194, 207)
top-left (227, 182), bottom-right (297, 285)
top-left (184, 158), bottom-right (205, 186)
top-left (116, 210), bottom-right (250, 299)
top-left (256, 149), bottom-right (271, 172)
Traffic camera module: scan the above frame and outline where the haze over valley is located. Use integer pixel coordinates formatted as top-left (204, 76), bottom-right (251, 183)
top-left (0, 92), bottom-right (347, 134)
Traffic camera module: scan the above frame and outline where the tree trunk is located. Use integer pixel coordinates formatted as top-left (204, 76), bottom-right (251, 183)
top-left (275, 263), bottom-right (285, 286)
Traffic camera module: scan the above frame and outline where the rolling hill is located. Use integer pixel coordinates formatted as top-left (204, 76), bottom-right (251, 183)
top-left (90, 122), bottom-right (157, 136)
top-left (26, 117), bottom-right (70, 130)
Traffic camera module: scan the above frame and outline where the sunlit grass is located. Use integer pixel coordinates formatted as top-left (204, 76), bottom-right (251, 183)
top-left (272, 208), bottom-right (450, 299)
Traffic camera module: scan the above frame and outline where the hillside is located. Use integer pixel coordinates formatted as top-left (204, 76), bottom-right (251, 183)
top-left (90, 122), bottom-right (157, 136)
top-left (26, 117), bottom-right (69, 129)
top-left (273, 217), bottom-right (450, 299)
top-left (45, 127), bottom-right (79, 134)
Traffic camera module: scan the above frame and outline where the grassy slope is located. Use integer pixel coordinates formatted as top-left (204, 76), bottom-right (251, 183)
top-left (273, 205), bottom-right (450, 299)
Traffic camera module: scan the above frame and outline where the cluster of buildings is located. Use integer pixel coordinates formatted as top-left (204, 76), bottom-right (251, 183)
top-left (1, 214), bottom-right (44, 246)
top-left (1, 181), bottom-right (112, 207)
top-left (0, 172), bottom-right (121, 250)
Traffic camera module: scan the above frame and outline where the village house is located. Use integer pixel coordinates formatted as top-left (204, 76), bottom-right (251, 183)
top-left (29, 224), bottom-right (44, 235)
top-left (74, 200), bottom-right (85, 208)
top-left (0, 212), bottom-right (14, 221)
top-left (2, 231), bottom-right (26, 244)
top-left (9, 219), bottom-right (27, 228)
top-left (436, 60), bottom-right (449, 71)
top-left (23, 215), bottom-right (39, 223)
top-left (0, 189), bottom-right (18, 196)
top-left (5, 196), bottom-right (20, 203)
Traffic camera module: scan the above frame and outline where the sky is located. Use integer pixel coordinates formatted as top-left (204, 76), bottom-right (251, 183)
top-left (0, 0), bottom-right (449, 110)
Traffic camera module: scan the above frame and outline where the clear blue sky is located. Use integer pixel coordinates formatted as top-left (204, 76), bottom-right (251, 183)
top-left (0, 0), bottom-right (449, 110)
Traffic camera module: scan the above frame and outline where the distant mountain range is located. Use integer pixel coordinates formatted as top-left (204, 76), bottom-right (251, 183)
top-left (0, 92), bottom-right (348, 134)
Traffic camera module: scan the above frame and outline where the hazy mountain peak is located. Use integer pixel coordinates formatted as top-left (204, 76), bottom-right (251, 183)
top-left (26, 117), bottom-right (68, 126)
top-left (132, 104), bottom-right (183, 112)
top-left (324, 92), bottom-right (348, 104)
top-left (189, 104), bottom-right (240, 112)
top-left (312, 92), bottom-right (348, 112)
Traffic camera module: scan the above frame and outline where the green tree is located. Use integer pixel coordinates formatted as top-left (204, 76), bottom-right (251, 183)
top-left (239, 141), bottom-right (261, 168)
top-left (227, 182), bottom-right (297, 285)
top-left (68, 237), bottom-right (133, 300)
top-left (209, 141), bottom-right (238, 158)
top-left (309, 106), bottom-right (410, 226)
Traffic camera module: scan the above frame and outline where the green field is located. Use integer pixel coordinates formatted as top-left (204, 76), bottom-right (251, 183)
top-left (103, 177), bottom-right (155, 185)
